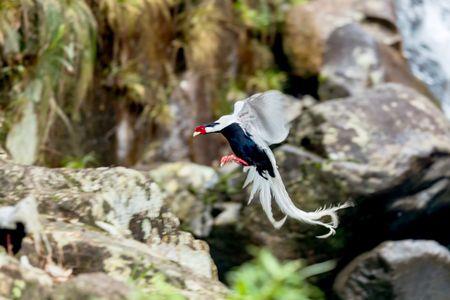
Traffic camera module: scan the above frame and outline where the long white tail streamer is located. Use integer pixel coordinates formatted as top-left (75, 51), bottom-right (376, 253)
top-left (243, 154), bottom-right (352, 238)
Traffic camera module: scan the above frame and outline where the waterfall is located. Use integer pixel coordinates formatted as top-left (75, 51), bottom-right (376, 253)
top-left (395, 0), bottom-right (450, 117)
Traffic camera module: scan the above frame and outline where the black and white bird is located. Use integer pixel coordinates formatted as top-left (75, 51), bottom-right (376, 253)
top-left (193, 91), bottom-right (351, 238)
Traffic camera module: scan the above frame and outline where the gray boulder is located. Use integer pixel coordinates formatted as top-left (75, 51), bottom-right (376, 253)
top-left (292, 83), bottom-right (450, 197)
top-left (283, 0), bottom-right (432, 102)
top-left (283, 0), bottom-right (399, 76)
top-left (292, 84), bottom-right (450, 242)
top-left (148, 162), bottom-right (219, 236)
top-left (52, 273), bottom-right (131, 300)
top-left (319, 24), bottom-right (429, 100)
top-left (0, 161), bottom-right (179, 241)
top-left (334, 240), bottom-right (450, 300)
top-left (19, 219), bottom-right (227, 299)
top-left (0, 250), bottom-right (53, 299)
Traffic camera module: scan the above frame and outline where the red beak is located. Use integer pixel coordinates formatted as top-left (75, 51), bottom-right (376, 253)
top-left (193, 125), bottom-right (206, 137)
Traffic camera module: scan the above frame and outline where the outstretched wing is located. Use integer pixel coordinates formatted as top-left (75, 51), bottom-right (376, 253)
top-left (233, 90), bottom-right (292, 146)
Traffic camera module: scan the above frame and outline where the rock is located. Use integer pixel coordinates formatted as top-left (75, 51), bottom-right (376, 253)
top-left (6, 102), bottom-right (39, 165)
top-left (18, 220), bottom-right (226, 299)
top-left (377, 42), bottom-right (433, 100)
top-left (334, 240), bottom-right (450, 300)
top-left (0, 161), bottom-right (173, 239)
top-left (242, 84), bottom-right (450, 260)
top-left (52, 273), bottom-right (130, 300)
top-left (319, 23), bottom-right (382, 99)
top-left (0, 162), bottom-right (227, 299)
top-left (291, 83), bottom-right (450, 248)
top-left (0, 243), bottom-right (225, 300)
top-left (149, 162), bottom-right (219, 236)
top-left (283, 0), bottom-right (398, 76)
top-left (0, 251), bottom-right (53, 299)
top-left (358, 0), bottom-right (398, 45)
top-left (318, 23), bottom-right (429, 100)
top-left (282, 0), bottom-right (426, 99)
top-left (0, 216), bottom-right (225, 299)
top-left (292, 83), bottom-right (450, 195)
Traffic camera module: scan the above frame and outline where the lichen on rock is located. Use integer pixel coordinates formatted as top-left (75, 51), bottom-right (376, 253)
top-left (149, 162), bottom-right (220, 236)
top-left (0, 161), bottom-right (227, 299)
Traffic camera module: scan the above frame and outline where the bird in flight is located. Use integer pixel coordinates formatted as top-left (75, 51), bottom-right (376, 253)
top-left (193, 91), bottom-right (351, 238)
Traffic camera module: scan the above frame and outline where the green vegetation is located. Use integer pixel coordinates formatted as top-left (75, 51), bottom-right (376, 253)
top-left (247, 69), bottom-right (287, 92)
top-left (11, 279), bottom-right (26, 300)
top-left (227, 248), bottom-right (334, 300)
top-left (127, 263), bottom-right (186, 300)
top-left (129, 274), bottom-right (186, 300)
top-left (234, 0), bottom-right (305, 38)
top-left (62, 153), bottom-right (96, 168)
top-left (0, 0), bottom-right (96, 164)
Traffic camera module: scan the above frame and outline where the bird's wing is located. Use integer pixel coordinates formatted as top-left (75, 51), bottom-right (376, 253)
top-left (233, 90), bottom-right (292, 146)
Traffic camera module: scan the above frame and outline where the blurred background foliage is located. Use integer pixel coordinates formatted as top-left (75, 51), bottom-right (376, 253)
top-left (0, 0), bottom-right (303, 167)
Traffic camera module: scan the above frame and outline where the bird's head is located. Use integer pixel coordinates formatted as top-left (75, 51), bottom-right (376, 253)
top-left (193, 115), bottom-right (235, 137)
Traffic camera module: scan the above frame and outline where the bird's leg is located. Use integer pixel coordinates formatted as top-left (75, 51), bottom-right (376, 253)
top-left (220, 154), bottom-right (249, 167)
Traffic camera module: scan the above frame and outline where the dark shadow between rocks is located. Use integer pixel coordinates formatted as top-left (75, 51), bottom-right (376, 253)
top-left (0, 222), bottom-right (26, 254)
top-left (272, 32), bottom-right (320, 99)
top-left (205, 224), bottom-right (252, 283)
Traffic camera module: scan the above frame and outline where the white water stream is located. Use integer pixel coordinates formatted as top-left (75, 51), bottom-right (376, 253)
top-left (395, 0), bottom-right (450, 117)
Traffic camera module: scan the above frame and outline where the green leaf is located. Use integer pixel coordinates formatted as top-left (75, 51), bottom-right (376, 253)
top-left (227, 248), bottom-right (331, 300)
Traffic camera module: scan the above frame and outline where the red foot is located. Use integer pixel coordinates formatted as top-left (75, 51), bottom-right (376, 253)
top-left (220, 154), bottom-right (249, 167)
